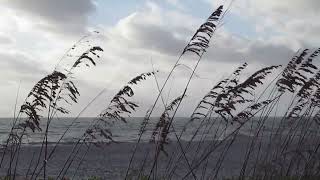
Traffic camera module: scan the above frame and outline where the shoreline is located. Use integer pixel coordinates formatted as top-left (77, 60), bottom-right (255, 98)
top-left (0, 134), bottom-right (316, 179)
top-left (0, 137), bottom-right (253, 179)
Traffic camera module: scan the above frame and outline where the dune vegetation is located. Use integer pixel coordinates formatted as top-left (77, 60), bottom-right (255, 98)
top-left (1, 3), bottom-right (320, 180)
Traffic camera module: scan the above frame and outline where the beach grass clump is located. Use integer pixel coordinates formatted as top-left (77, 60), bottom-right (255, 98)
top-left (2, 2), bottom-right (320, 180)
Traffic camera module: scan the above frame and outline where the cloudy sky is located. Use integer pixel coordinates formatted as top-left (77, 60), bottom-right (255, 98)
top-left (0, 0), bottom-right (319, 117)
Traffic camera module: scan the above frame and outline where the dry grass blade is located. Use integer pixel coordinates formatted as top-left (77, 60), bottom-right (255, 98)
top-left (189, 62), bottom-right (248, 124)
top-left (215, 65), bottom-right (281, 122)
top-left (86, 71), bottom-right (156, 144)
top-left (139, 108), bottom-right (152, 136)
top-left (276, 49), bottom-right (313, 93)
top-left (99, 71), bottom-right (156, 123)
top-left (285, 48), bottom-right (320, 118)
top-left (232, 99), bottom-right (273, 124)
top-left (151, 95), bottom-right (186, 156)
top-left (72, 46), bottom-right (103, 68)
top-left (17, 45), bottom-right (104, 133)
top-left (19, 71), bottom-right (67, 132)
top-left (182, 5), bottom-right (223, 57)
top-left (288, 71), bottom-right (320, 118)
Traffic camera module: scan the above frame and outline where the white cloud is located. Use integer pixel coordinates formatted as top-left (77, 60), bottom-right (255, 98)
top-left (0, 0), bottom-right (319, 117)
top-left (207, 0), bottom-right (320, 45)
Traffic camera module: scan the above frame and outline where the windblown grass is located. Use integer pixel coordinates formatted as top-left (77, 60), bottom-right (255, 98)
top-left (2, 3), bottom-right (320, 180)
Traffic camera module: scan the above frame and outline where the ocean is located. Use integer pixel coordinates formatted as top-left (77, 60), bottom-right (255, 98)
top-left (0, 117), bottom-right (318, 179)
top-left (0, 117), bottom-right (294, 145)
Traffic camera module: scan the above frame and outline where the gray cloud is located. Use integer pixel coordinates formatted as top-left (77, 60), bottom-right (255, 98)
top-left (109, 5), bottom-right (297, 67)
top-left (2, 0), bottom-right (96, 35)
top-left (127, 23), bottom-right (186, 56)
top-left (262, 0), bottom-right (320, 15)
top-left (0, 52), bottom-right (46, 76)
top-left (0, 35), bottom-right (12, 45)
top-left (120, 19), bottom-right (294, 65)
top-left (205, 39), bottom-right (295, 67)
top-left (244, 42), bottom-right (295, 65)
